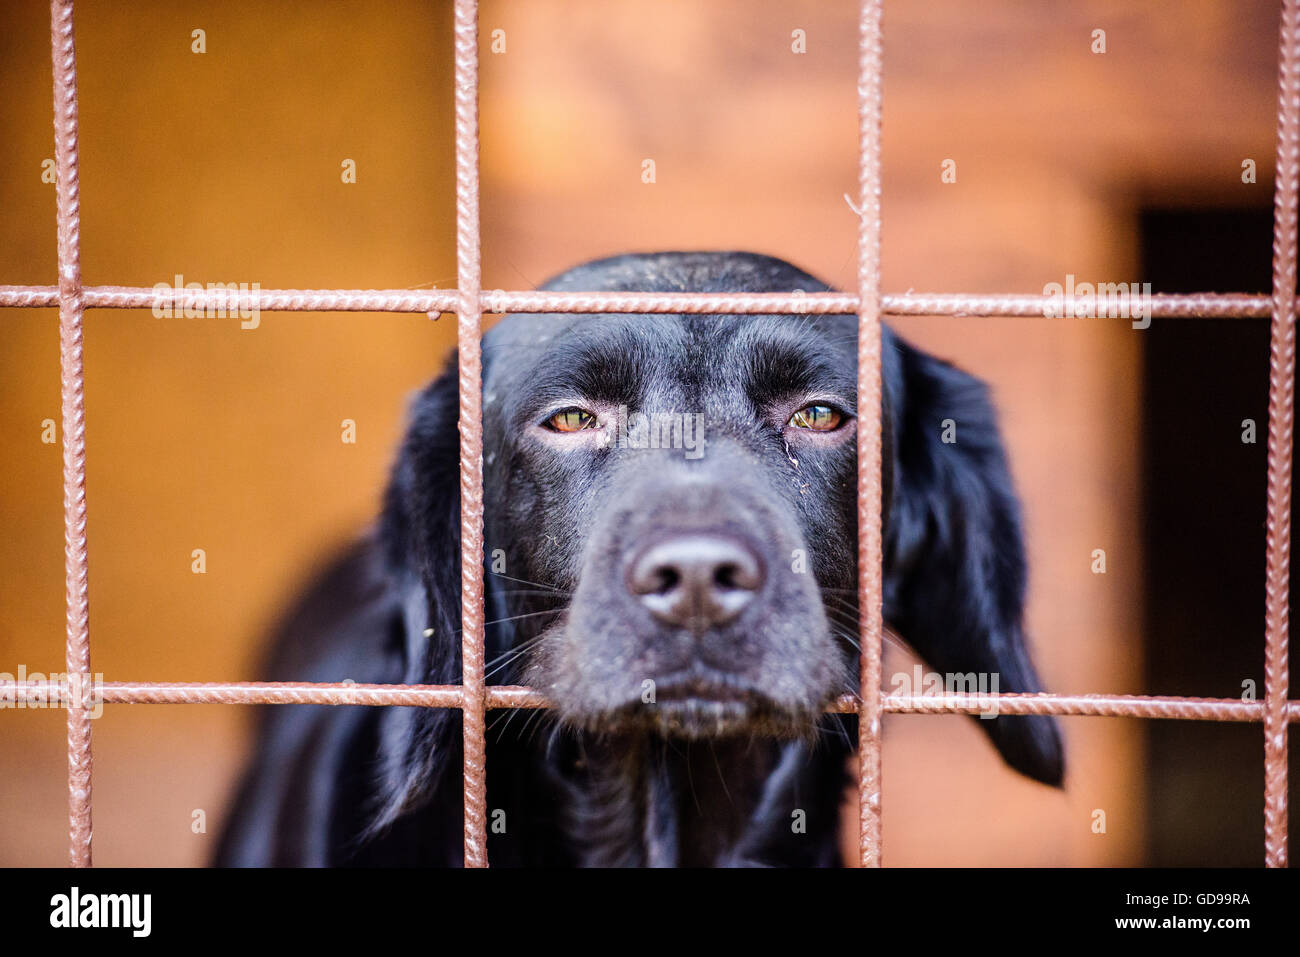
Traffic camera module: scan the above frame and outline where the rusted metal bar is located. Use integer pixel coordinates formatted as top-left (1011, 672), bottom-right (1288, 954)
top-left (0, 285), bottom-right (1286, 319)
top-left (49, 0), bottom-right (92, 870)
top-left (4, 680), bottom-right (1298, 722)
top-left (453, 0), bottom-right (488, 870)
top-left (856, 0), bottom-right (886, 870)
top-left (1264, 0), bottom-right (1298, 870)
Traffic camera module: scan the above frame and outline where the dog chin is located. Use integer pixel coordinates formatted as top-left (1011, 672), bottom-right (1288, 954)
top-left (582, 687), bottom-right (823, 741)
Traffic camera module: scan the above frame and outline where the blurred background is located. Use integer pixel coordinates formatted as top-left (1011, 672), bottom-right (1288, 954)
top-left (1, 0), bottom-right (1296, 866)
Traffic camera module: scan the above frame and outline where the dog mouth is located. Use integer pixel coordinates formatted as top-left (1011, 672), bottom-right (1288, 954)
top-left (522, 608), bottom-right (841, 742)
top-left (654, 676), bottom-right (754, 704)
top-left (600, 673), bottom-right (817, 740)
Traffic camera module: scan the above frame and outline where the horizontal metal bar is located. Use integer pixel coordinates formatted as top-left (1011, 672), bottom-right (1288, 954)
top-left (871, 693), bottom-right (1295, 722)
top-left (0, 285), bottom-right (460, 313)
top-left (2, 680), bottom-right (1296, 721)
top-left (0, 285), bottom-right (1281, 318)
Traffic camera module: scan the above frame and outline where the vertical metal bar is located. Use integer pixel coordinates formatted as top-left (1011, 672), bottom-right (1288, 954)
top-left (49, 0), bottom-right (92, 869)
top-left (1265, 0), bottom-right (1298, 870)
top-left (453, 0), bottom-right (488, 869)
top-left (856, 0), bottom-right (885, 869)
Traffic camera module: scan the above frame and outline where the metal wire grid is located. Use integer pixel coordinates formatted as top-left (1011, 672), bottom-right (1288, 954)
top-left (0, 0), bottom-right (1292, 868)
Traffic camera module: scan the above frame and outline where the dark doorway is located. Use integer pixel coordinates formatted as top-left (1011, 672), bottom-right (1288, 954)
top-left (1139, 207), bottom-right (1297, 865)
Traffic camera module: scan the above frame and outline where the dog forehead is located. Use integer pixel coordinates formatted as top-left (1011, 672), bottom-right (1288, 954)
top-left (483, 311), bottom-right (849, 407)
top-left (482, 251), bottom-right (853, 404)
top-left (535, 250), bottom-right (832, 297)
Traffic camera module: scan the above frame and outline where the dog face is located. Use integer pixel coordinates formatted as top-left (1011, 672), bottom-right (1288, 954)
top-left (489, 306), bottom-right (860, 738)
top-left (378, 252), bottom-right (1062, 826)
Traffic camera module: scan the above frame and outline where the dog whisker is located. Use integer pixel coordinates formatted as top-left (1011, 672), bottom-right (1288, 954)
top-left (484, 630), bottom-right (547, 663)
top-left (449, 608), bottom-right (564, 637)
top-left (492, 588), bottom-right (573, 599)
top-left (488, 571), bottom-right (571, 594)
top-left (484, 634), bottom-right (550, 681)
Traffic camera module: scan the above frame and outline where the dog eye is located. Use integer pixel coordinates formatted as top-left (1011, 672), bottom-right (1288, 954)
top-left (787, 404), bottom-right (844, 432)
top-left (544, 408), bottom-right (599, 432)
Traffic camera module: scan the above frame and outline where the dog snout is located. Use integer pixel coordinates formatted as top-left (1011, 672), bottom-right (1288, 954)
top-left (626, 534), bottom-right (763, 631)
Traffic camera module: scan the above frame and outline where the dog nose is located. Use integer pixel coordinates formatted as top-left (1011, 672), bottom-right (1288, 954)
top-left (627, 534), bottom-right (763, 630)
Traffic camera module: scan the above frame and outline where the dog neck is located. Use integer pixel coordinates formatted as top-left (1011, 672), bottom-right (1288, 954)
top-left (551, 734), bottom-right (843, 867)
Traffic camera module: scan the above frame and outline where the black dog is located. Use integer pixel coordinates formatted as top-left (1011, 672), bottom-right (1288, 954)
top-left (215, 251), bottom-right (1062, 867)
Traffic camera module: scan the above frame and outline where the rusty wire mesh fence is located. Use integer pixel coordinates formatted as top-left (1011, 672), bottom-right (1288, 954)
top-left (0, 0), bottom-right (1293, 868)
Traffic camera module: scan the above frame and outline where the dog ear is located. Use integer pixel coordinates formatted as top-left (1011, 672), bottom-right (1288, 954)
top-left (369, 356), bottom-right (473, 831)
top-left (881, 331), bottom-right (1064, 786)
